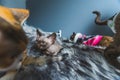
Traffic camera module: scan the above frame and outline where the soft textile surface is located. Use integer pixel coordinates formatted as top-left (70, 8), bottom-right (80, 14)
top-left (14, 24), bottom-right (120, 80)
top-left (83, 35), bottom-right (103, 46)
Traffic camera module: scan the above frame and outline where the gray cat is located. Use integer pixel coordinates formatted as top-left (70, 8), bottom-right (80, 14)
top-left (35, 29), bottom-right (62, 55)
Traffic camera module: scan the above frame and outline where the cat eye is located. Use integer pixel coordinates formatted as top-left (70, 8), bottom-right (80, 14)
top-left (37, 40), bottom-right (44, 43)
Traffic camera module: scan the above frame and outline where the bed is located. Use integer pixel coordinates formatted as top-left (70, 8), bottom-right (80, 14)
top-left (14, 24), bottom-right (120, 80)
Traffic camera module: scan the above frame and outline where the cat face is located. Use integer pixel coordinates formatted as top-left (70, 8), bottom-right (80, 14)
top-left (36, 29), bottom-right (56, 50)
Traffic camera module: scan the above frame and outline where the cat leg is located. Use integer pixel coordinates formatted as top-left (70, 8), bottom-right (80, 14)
top-left (21, 55), bottom-right (63, 67)
top-left (104, 45), bottom-right (120, 69)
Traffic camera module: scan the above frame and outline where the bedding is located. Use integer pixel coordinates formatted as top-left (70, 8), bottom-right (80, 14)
top-left (13, 24), bottom-right (120, 80)
top-left (70, 32), bottom-right (113, 47)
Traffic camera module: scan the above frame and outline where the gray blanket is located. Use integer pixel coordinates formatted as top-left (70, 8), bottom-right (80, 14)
top-left (14, 24), bottom-right (120, 80)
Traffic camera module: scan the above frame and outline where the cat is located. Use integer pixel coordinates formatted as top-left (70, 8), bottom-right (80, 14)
top-left (32, 29), bottom-right (62, 56)
top-left (0, 6), bottom-right (29, 80)
top-left (93, 11), bottom-right (120, 70)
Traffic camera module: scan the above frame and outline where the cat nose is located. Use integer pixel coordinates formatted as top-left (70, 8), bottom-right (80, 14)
top-left (40, 43), bottom-right (44, 45)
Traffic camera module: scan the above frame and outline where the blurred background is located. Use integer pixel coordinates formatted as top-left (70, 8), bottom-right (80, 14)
top-left (0, 0), bottom-right (26, 8)
top-left (1, 0), bottom-right (120, 37)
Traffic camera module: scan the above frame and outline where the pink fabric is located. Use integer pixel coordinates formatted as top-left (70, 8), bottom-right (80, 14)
top-left (83, 35), bottom-right (103, 46)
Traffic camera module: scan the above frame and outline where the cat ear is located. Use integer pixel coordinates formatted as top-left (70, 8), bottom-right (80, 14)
top-left (0, 6), bottom-right (29, 31)
top-left (73, 32), bottom-right (76, 35)
top-left (10, 8), bottom-right (29, 25)
top-left (36, 29), bottom-right (42, 38)
top-left (70, 32), bottom-right (76, 41)
top-left (47, 33), bottom-right (56, 44)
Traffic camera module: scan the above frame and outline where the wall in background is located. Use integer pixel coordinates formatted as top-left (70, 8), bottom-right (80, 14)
top-left (0, 0), bottom-right (120, 37)
top-left (26, 0), bottom-right (120, 37)
top-left (0, 0), bottom-right (26, 8)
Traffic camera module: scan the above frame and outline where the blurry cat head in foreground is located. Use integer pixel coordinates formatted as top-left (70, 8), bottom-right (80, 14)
top-left (0, 6), bottom-right (29, 71)
top-left (34, 29), bottom-right (62, 55)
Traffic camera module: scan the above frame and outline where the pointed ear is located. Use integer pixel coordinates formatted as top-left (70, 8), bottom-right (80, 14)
top-left (70, 32), bottom-right (76, 41)
top-left (10, 8), bottom-right (29, 24)
top-left (73, 32), bottom-right (76, 35)
top-left (47, 33), bottom-right (56, 44)
top-left (0, 6), bottom-right (29, 32)
top-left (36, 29), bottom-right (42, 40)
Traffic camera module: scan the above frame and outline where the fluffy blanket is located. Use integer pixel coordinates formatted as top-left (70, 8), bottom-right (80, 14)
top-left (14, 24), bottom-right (120, 80)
